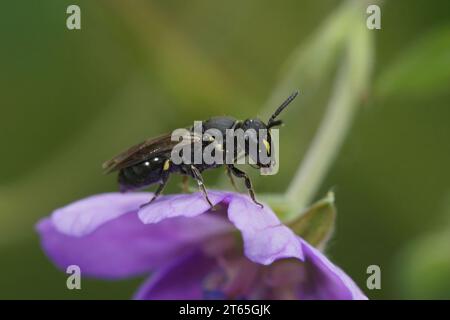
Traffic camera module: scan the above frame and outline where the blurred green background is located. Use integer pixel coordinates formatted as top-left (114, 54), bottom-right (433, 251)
top-left (1, 0), bottom-right (450, 299)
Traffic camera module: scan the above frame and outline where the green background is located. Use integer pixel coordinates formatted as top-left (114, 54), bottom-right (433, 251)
top-left (1, 0), bottom-right (450, 299)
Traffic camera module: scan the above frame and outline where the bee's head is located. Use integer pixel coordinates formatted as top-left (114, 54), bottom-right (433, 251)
top-left (240, 118), bottom-right (267, 132)
top-left (238, 91), bottom-right (299, 167)
top-left (237, 118), bottom-right (271, 168)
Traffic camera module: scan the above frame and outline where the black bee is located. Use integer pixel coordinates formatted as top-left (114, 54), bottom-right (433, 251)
top-left (102, 91), bottom-right (298, 208)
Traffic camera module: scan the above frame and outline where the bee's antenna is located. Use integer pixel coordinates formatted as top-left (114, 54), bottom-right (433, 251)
top-left (267, 90), bottom-right (299, 127)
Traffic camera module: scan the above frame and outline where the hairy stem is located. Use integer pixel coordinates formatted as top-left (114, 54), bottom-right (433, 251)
top-left (286, 21), bottom-right (373, 211)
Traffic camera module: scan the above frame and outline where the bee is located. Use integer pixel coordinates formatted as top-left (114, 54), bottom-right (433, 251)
top-left (102, 91), bottom-right (298, 208)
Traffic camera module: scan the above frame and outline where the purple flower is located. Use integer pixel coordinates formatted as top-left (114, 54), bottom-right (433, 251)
top-left (36, 191), bottom-right (366, 300)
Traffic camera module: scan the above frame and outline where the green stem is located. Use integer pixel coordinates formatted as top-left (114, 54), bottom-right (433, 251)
top-left (286, 21), bottom-right (373, 211)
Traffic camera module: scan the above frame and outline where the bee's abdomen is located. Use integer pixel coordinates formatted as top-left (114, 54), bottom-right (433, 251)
top-left (118, 157), bottom-right (165, 192)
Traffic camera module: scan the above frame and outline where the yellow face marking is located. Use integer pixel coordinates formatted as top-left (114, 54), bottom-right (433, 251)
top-left (263, 139), bottom-right (271, 155)
top-left (163, 159), bottom-right (170, 171)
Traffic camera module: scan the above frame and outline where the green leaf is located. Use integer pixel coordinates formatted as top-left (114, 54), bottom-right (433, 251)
top-left (376, 25), bottom-right (450, 98)
top-left (287, 192), bottom-right (336, 249)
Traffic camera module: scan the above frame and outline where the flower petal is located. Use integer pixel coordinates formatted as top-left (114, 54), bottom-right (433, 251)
top-left (227, 194), bottom-right (303, 265)
top-left (134, 250), bottom-right (217, 300)
top-left (297, 238), bottom-right (367, 300)
top-left (138, 191), bottom-right (228, 224)
top-left (139, 191), bottom-right (303, 265)
top-left (51, 192), bottom-right (150, 236)
top-left (36, 193), bottom-right (232, 279)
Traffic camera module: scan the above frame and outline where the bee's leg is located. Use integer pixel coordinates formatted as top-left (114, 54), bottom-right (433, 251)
top-left (181, 175), bottom-right (189, 193)
top-left (140, 173), bottom-right (170, 208)
top-left (227, 164), bottom-right (263, 208)
top-left (225, 166), bottom-right (239, 191)
top-left (190, 165), bottom-right (214, 208)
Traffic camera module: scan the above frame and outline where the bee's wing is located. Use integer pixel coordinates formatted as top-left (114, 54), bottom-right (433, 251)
top-left (102, 131), bottom-right (201, 173)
